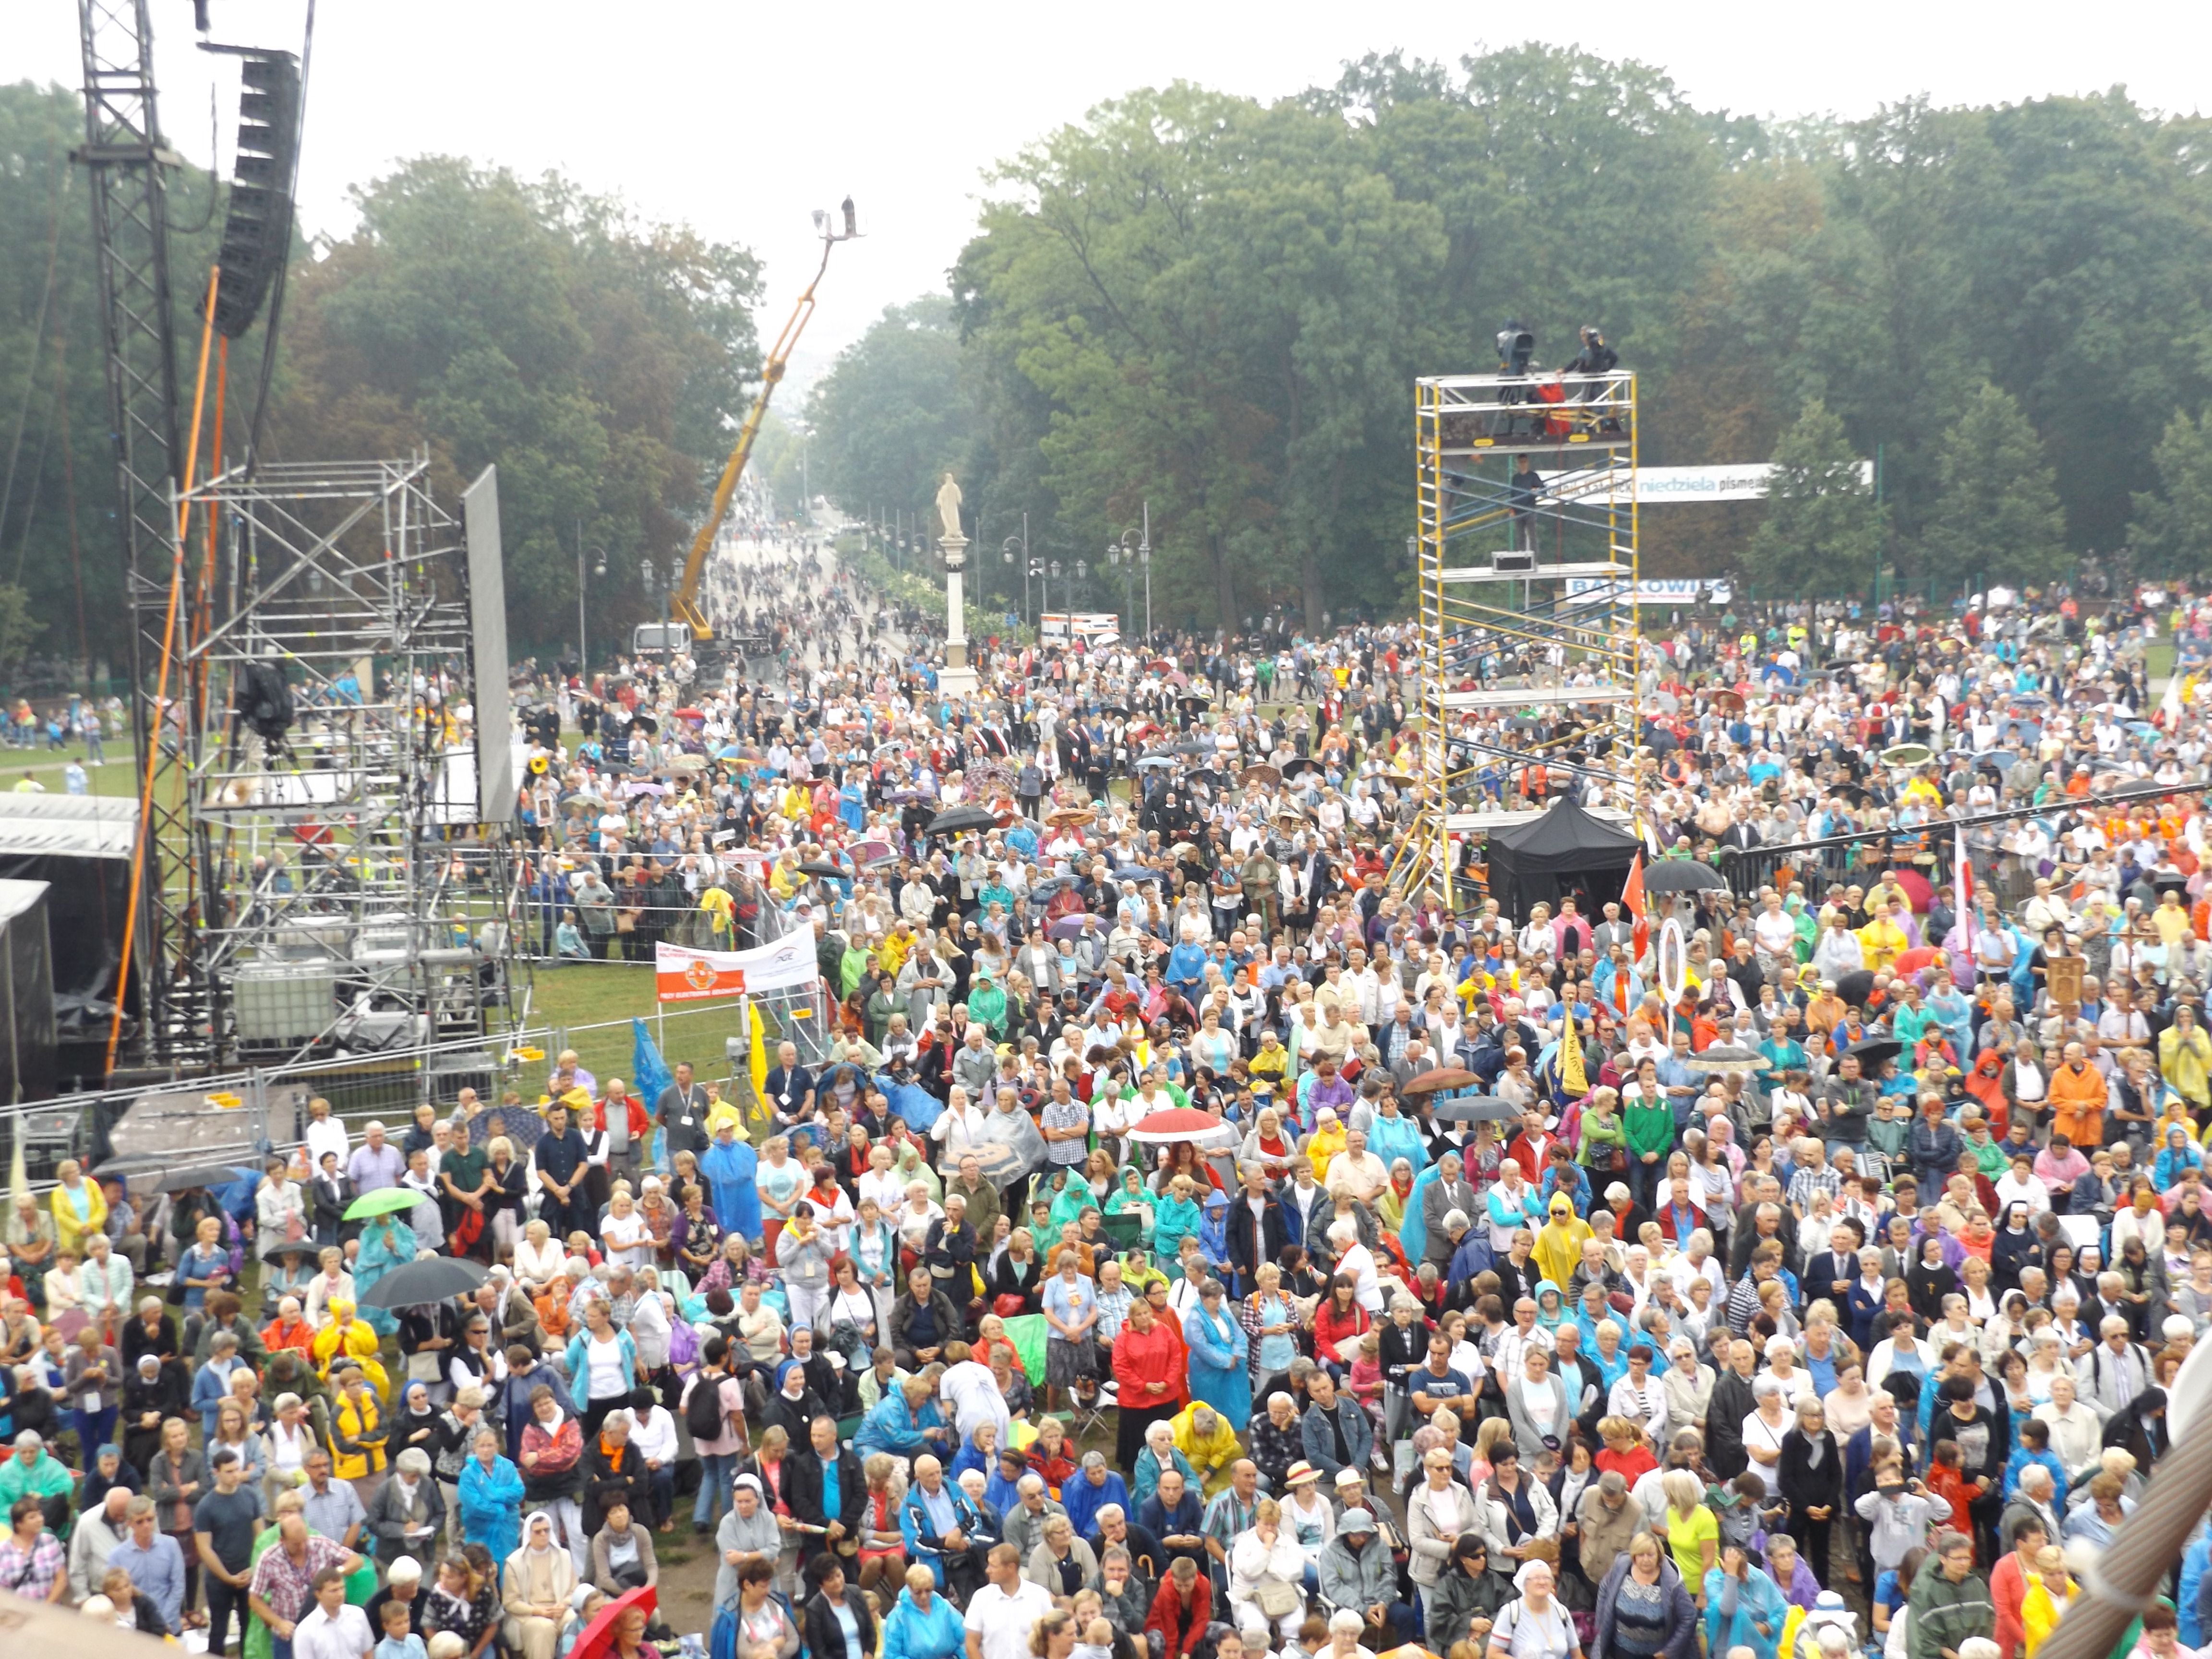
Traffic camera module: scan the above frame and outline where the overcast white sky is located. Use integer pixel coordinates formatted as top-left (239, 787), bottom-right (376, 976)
top-left (18, 0), bottom-right (2212, 378)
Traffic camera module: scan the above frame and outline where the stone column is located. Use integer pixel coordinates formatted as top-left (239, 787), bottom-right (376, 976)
top-left (936, 531), bottom-right (978, 698)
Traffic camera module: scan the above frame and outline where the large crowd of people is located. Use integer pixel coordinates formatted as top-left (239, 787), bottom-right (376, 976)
top-left (3, 536), bottom-right (2211, 1659)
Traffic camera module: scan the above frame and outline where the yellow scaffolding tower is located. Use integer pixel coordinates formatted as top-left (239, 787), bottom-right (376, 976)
top-left (1393, 368), bottom-right (1642, 910)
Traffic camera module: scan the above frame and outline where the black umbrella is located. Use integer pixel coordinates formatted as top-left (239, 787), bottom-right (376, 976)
top-left (359, 1254), bottom-right (491, 1309)
top-left (1643, 860), bottom-right (1729, 894)
top-left (1429, 1094), bottom-right (1522, 1123)
top-left (1113, 866), bottom-right (1166, 883)
top-left (1833, 969), bottom-right (1876, 1010)
top-left (1029, 875), bottom-right (1080, 897)
top-left (1848, 1036), bottom-right (1904, 1070)
top-left (156, 1163), bottom-right (258, 1195)
top-left (1283, 758), bottom-right (1321, 778)
top-left (1174, 740), bottom-right (1215, 756)
top-left (926, 804), bottom-right (999, 836)
top-left (797, 860), bottom-right (849, 879)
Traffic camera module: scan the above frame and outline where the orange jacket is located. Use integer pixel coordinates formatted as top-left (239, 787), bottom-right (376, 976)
top-left (2047, 1060), bottom-right (2106, 1148)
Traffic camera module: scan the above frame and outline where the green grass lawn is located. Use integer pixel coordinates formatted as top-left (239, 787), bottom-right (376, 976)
top-left (507, 959), bottom-right (758, 1097)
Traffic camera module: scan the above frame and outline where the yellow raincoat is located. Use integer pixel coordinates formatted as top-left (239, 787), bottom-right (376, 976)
top-left (1531, 1194), bottom-right (1594, 1291)
top-left (1170, 1400), bottom-right (1243, 1496)
top-left (1304, 1119), bottom-right (1347, 1184)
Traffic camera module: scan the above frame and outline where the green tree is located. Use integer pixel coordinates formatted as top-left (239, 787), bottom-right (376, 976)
top-left (806, 295), bottom-right (975, 529)
top-left (955, 85), bottom-right (1442, 628)
top-left (2128, 408), bottom-right (2212, 578)
top-left (1919, 379), bottom-right (2068, 588)
top-left (1741, 400), bottom-right (1884, 593)
top-left (274, 156), bottom-right (760, 657)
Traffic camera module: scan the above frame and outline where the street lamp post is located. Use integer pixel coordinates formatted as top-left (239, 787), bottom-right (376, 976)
top-left (1003, 517), bottom-right (1028, 627)
top-left (1106, 500), bottom-right (1152, 642)
top-left (576, 518), bottom-right (607, 671)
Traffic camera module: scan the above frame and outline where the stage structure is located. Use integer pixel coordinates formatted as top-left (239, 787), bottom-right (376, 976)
top-left (138, 453), bottom-right (519, 1068)
top-left (1392, 367), bottom-right (1644, 910)
top-left (76, 3), bottom-right (519, 1073)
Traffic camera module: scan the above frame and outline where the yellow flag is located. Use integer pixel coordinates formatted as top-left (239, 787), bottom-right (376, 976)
top-left (747, 998), bottom-right (769, 1101)
top-left (1560, 1001), bottom-right (1587, 1096)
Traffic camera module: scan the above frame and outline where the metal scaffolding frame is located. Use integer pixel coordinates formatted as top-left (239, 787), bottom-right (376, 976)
top-left (1394, 369), bottom-right (1643, 909)
top-left (146, 453), bottom-right (519, 1067)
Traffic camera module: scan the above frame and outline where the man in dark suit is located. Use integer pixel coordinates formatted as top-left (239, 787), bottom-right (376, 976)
top-left (788, 1414), bottom-right (867, 1571)
top-left (1420, 1154), bottom-right (1481, 1272)
top-left (1802, 1218), bottom-right (1863, 1315)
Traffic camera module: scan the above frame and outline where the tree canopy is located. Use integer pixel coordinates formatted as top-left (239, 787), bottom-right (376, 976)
top-left (13, 51), bottom-right (2212, 665)
top-left (807, 54), bottom-right (2212, 625)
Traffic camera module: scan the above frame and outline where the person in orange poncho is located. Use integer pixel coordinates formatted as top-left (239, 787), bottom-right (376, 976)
top-left (1962, 1050), bottom-right (2010, 1135)
top-left (261, 1299), bottom-right (316, 1358)
top-left (2047, 1042), bottom-right (2106, 1150)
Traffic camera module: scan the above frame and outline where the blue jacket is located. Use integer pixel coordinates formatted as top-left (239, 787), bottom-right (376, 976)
top-left (2002, 1445), bottom-right (2068, 1508)
top-left (1060, 1468), bottom-right (1128, 1541)
top-left (881, 1584), bottom-right (968, 1659)
top-left (901, 1480), bottom-right (985, 1588)
top-left (458, 1454), bottom-right (525, 1563)
top-left (855, 1390), bottom-right (942, 1461)
top-left (192, 1358), bottom-right (244, 1440)
top-left (1703, 1563), bottom-right (1788, 1659)
top-left (564, 1327), bottom-right (638, 1404)
top-left (1299, 1396), bottom-right (1374, 1480)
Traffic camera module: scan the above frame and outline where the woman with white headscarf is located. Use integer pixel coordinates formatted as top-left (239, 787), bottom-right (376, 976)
top-left (500, 1509), bottom-right (578, 1659)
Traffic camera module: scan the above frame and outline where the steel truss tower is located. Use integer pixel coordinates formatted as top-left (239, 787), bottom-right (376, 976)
top-left (77, 0), bottom-right (186, 1052)
top-left (156, 454), bottom-right (517, 1066)
top-left (1393, 369), bottom-right (1642, 910)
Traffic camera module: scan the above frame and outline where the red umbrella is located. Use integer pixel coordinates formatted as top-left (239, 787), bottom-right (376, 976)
top-left (1127, 1107), bottom-right (1223, 1144)
top-left (569, 1584), bottom-right (656, 1659)
top-left (1892, 868), bottom-right (1934, 912)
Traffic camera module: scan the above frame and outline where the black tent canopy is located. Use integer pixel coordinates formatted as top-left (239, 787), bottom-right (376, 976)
top-left (1484, 797), bottom-right (1641, 922)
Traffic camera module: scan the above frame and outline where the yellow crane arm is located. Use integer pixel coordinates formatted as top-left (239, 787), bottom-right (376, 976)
top-left (672, 233), bottom-right (842, 640)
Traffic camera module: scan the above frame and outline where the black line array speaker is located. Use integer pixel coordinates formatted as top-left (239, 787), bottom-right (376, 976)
top-left (204, 50), bottom-right (300, 339)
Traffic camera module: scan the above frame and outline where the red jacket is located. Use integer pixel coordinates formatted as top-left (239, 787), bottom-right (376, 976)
top-left (596, 1094), bottom-right (649, 1141)
top-left (1991, 1548), bottom-right (2032, 1659)
top-left (1144, 1577), bottom-right (1213, 1658)
top-left (1112, 1321), bottom-right (1187, 1414)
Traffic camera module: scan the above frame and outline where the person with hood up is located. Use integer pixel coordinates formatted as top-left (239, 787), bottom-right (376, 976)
top-left (1704, 1541), bottom-right (1791, 1659)
top-left (1533, 1194), bottom-right (1595, 1291)
top-left (880, 1561), bottom-right (966, 1659)
top-left (2155, 1125), bottom-right (2204, 1191)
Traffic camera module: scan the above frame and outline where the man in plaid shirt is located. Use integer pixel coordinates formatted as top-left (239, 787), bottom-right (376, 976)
top-left (249, 1513), bottom-right (361, 1656)
top-left (1786, 1136), bottom-right (1843, 1216)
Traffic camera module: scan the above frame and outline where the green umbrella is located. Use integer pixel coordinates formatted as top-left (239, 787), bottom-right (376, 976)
top-left (344, 1186), bottom-right (425, 1221)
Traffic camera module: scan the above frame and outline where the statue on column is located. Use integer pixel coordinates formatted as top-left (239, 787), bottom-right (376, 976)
top-left (935, 472), bottom-right (963, 542)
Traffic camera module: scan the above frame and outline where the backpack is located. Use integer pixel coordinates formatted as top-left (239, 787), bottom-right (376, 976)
top-left (685, 1370), bottom-right (728, 1442)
